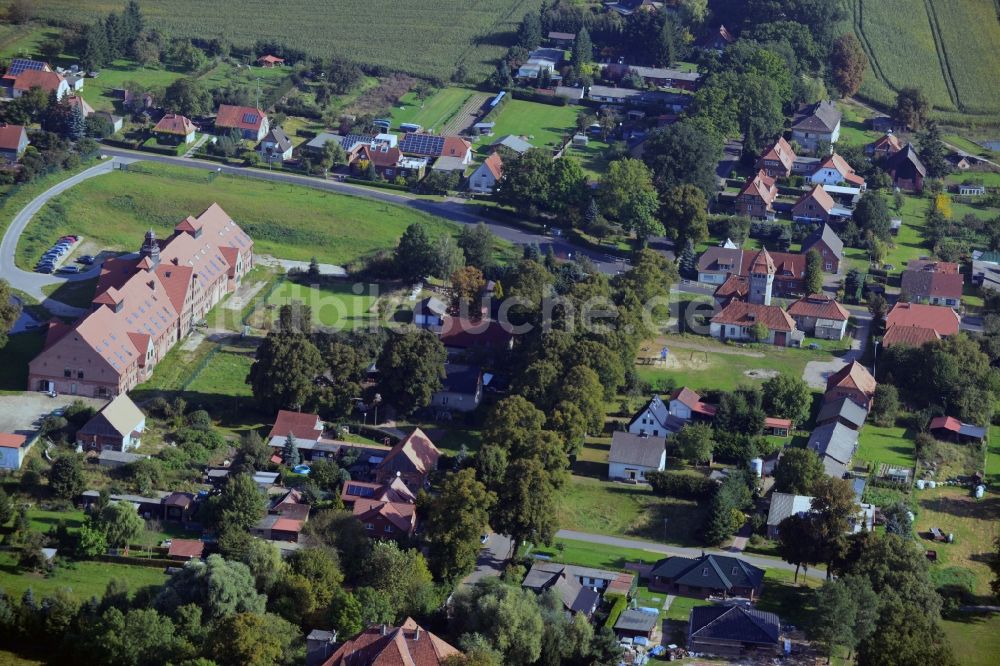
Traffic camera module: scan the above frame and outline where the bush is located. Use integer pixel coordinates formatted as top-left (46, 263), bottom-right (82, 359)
top-left (915, 432), bottom-right (938, 463)
top-left (646, 471), bottom-right (716, 499)
top-left (603, 593), bottom-right (628, 629)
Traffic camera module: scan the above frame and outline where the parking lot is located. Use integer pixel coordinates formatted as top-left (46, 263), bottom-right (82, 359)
top-left (34, 235), bottom-right (94, 274)
top-left (0, 393), bottom-right (108, 438)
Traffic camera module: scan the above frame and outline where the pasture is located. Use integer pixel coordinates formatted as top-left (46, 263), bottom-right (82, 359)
top-left (31, 0), bottom-right (546, 81)
top-left (844, 0), bottom-right (1000, 120)
top-left (15, 161), bottom-right (457, 268)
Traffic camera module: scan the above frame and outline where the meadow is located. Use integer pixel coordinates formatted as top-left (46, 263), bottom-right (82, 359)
top-left (476, 99), bottom-right (582, 153)
top-left (31, 0), bottom-right (545, 81)
top-left (15, 161), bottom-right (457, 268)
top-left (844, 0), bottom-right (1000, 121)
top-left (390, 87), bottom-right (474, 133)
top-left (262, 280), bottom-right (385, 329)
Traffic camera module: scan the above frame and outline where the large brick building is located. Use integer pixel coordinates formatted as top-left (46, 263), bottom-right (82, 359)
top-left (28, 204), bottom-right (253, 397)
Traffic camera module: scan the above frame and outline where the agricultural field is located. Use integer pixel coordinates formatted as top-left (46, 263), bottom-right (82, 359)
top-left (15, 161), bottom-right (457, 268)
top-left (844, 0), bottom-right (1000, 120)
top-left (30, 0), bottom-right (546, 81)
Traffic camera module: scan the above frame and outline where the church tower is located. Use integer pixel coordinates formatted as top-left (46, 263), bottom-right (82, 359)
top-left (748, 248), bottom-right (775, 305)
top-left (139, 229), bottom-right (160, 269)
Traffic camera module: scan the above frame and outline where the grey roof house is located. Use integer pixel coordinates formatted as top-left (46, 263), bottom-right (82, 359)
top-left (801, 223), bottom-right (844, 273)
top-left (615, 608), bottom-right (659, 640)
top-left (815, 397), bottom-right (867, 430)
top-left (649, 554), bottom-right (765, 600)
top-left (688, 605), bottom-right (781, 658)
top-left (807, 421), bottom-right (859, 478)
top-left (490, 135), bottom-right (533, 155)
top-left (522, 565), bottom-right (600, 616)
top-left (608, 431), bottom-right (666, 483)
top-left (791, 101), bottom-right (842, 151)
top-left (257, 126), bottom-right (293, 162)
top-left (430, 364), bottom-right (483, 414)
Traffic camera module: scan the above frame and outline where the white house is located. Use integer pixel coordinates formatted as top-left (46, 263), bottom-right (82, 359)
top-left (608, 431), bottom-right (666, 483)
top-left (469, 152), bottom-right (502, 194)
top-left (791, 101), bottom-right (842, 151)
top-left (808, 154), bottom-right (865, 190)
top-left (627, 395), bottom-right (673, 437)
top-left (75, 393), bottom-right (146, 453)
top-left (257, 127), bottom-right (293, 162)
top-left (0, 433), bottom-right (32, 470)
top-left (767, 491), bottom-right (875, 539)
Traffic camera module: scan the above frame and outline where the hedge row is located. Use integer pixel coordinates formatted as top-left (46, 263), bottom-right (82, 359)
top-left (512, 88), bottom-right (567, 106)
top-left (646, 470), bottom-right (717, 499)
top-left (342, 177), bottom-right (410, 192)
top-left (604, 593), bottom-right (628, 630)
top-left (96, 555), bottom-right (175, 568)
top-left (480, 92), bottom-right (510, 123)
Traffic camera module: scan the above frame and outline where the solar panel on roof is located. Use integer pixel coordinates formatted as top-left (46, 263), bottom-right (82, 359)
top-left (401, 134), bottom-right (445, 156)
top-left (242, 112), bottom-right (258, 124)
top-left (8, 59), bottom-right (45, 76)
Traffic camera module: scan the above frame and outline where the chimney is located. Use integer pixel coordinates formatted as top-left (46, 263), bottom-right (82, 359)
top-left (414, 627), bottom-right (421, 641)
top-left (380, 624), bottom-right (388, 636)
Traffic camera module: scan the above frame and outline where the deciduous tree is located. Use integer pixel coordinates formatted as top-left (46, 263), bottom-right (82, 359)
top-left (830, 33), bottom-right (867, 97)
top-left (661, 184), bottom-right (708, 246)
top-left (673, 422), bottom-right (714, 464)
top-left (394, 223), bottom-right (438, 283)
top-left (894, 87), bottom-right (930, 130)
top-left (48, 455), bottom-right (85, 500)
top-left (421, 469), bottom-right (496, 582)
top-left (378, 329), bottom-right (446, 415)
top-left (762, 374), bottom-right (812, 424)
top-left (773, 447), bottom-right (825, 495)
top-left (210, 612), bottom-right (299, 666)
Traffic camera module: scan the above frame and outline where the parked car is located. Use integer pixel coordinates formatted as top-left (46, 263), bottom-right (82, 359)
top-left (57, 265), bottom-right (80, 274)
top-left (76, 255), bottom-right (95, 264)
top-left (36, 265), bottom-right (54, 274)
top-left (60, 235), bottom-right (78, 242)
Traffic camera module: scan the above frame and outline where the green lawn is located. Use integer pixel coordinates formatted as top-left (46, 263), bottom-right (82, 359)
top-left (0, 332), bottom-right (45, 393)
top-left (477, 100), bottom-right (581, 152)
top-left (942, 613), bottom-right (1000, 666)
top-left (635, 334), bottom-right (834, 393)
top-left (556, 476), bottom-right (709, 547)
top-left (985, 427), bottom-right (1000, 489)
top-left (835, 100), bottom-right (880, 147)
top-left (15, 161), bottom-right (457, 269)
top-left (184, 349), bottom-right (254, 397)
top-left (390, 87), bottom-right (473, 132)
top-left (663, 593), bottom-right (712, 621)
top-left (41, 278), bottom-right (100, 310)
top-left (0, 25), bottom-right (60, 60)
top-left (264, 280), bottom-right (382, 328)
top-left (856, 424), bottom-right (916, 467)
top-left (944, 134), bottom-right (996, 159)
top-left (564, 138), bottom-right (610, 180)
top-left (79, 59), bottom-right (188, 113)
top-left (0, 552), bottom-right (167, 601)
top-left (913, 486), bottom-right (1000, 596)
top-left (529, 537), bottom-right (661, 571)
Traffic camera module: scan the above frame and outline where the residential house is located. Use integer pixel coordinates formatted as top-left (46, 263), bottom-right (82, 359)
top-left (341, 476), bottom-right (415, 508)
top-left (439, 315), bottom-right (514, 355)
top-left (353, 144), bottom-right (404, 179)
top-left (257, 54), bottom-right (284, 67)
top-left (697, 246), bottom-right (744, 284)
top-left (710, 300), bottom-right (800, 346)
top-left (810, 153), bottom-right (865, 190)
top-left (615, 609), bottom-right (658, 640)
top-left (430, 364), bottom-right (483, 414)
top-left (413, 297), bottom-right (447, 332)
top-left (627, 395), bottom-right (677, 437)
top-left (786, 294), bottom-right (849, 340)
top-left (522, 566), bottom-right (601, 617)
top-left (490, 134), bottom-right (533, 155)
top-left (167, 539), bottom-right (205, 561)
top-left (791, 185), bottom-right (837, 224)
top-left (303, 132), bottom-right (348, 156)
top-left (883, 301), bottom-right (960, 349)
top-left (353, 498), bottom-right (417, 541)
top-left (824, 361), bottom-right (877, 410)
top-left (253, 514), bottom-right (304, 542)
top-left (866, 132), bottom-right (903, 159)
top-left (800, 223), bottom-right (844, 272)
top-left (790, 101), bottom-right (842, 151)
top-left (735, 171), bottom-right (778, 220)
top-left (900, 260), bottom-right (963, 308)
top-left (698, 24), bottom-right (736, 51)
top-left (816, 397), bottom-right (867, 431)
top-left (929, 416), bottom-right (986, 444)
top-left (548, 31), bottom-right (576, 46)
top-left (0, 123), bottom-right (29, 163)
top-left (468, 152), bottom-right (502, 194)
top-left (2, 59), bottom-right (68, 100)
top-left (756, 137), bottom-right (796, 178)
top-left (604, 64), bottom-right (701, 90)
top-left (668, 387), bottom-right (718, 422)
top-left (153, 113), bottom-right (197, 144)
top-left (608, 431), bottom-right (666, 482)
top-left (399, 133), bottom-right (472, 164)
top-left (28, 204), bottom-right (253, 397)
top-left (319, 618), bottom-right (459, 666)
top-left (0, 433), bottom-right (32, 471)
top-left (807, 421), bottom-right (860, 477)
top-left (767, 492), bottom-right (874, 539)
top-left (163, 491), bottom-right (197, 523)
top-left (687, 605), bottom-right (781, 658)
top-left (884, 144), bottom-right (926, 192)
top-left (374, 428), bottom-right (441, 491)
top-left (77, 394), bottom-right (145, 453)
top-left (215, 104), bottom-right (269, 141)
top-left (764, 417), bottom-right (792, 437)
top-left (65, 94), bottom-right (94, 118)
top-left (523, 562), bottom-right (635, 596)
top-left (268, 409), bottom-right (324, 446)
top-left (516, 47), bottom-right (564, 80)
top-left (257, 126), bottom-right (293, 162)
top-left (649, 554), bottom-right (765, 600)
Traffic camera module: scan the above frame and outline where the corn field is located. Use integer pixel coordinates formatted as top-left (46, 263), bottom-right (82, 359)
top-left (844, 0), bottom-right (1000, 121)
top-left (33, 0), bottom-right (545, 80)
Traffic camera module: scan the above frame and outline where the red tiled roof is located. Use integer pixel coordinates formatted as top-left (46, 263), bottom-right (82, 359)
top-left (442, 136), bottom-right (471, 158)
top-left (258, 55), bottom-right (284, 64)
top-left (272, 517), bottom-right (304, 533)
top-left (765, 416), bottom-right (793, 429)
top-left (885, 302), bottom-right (960, 336)
top-left (881, 324), bottom-right (941, 348)
top-left (908, 260), bottom-right (959, 274)
top-left (929, 415), bottom-right (962, 433)
top-left (13, 69), bottom-right (63, 93)
top-left (748, 248), bottom-right (775, 275)
top-left (819, 153), bottom-right (864, 186)
top-left (826, 361), bottom-right (877, 396)
top-left (0, 123), bottom-right (25, 151)
top-left (870, 133), bottom-right (902, 153)
top-left (786, 294), bottom-right (849, 321)
top-left (793, 185), bottom-right (835, 213)
top-left (739, 171), bottom-right (777, 205)
top-left (379, 428), bottom-right (441, 478)
top-left (168, 539), bottom-right (204, 559)
top-left (759, 137), bottom-right (796, 171)
top-left (711, 300), bottom-right (795, 332)
top-left (268, 409), bottom-right (323, 441)
top-left (483, 152), bottom-right (503, 179)
top-left (0, 433), bottom-right (26, 448)
top-left (353, 499), bottom-right (416, 534)
top-left (739, 250), bottom-right (804, 279)
top-left (215, 104), bottom-right (266, 132)
top-left (66, 95), bottom-right (94, 116)
top-left (154, 113), bottom-right (196, 136)
top-left (322, 618), bottom-right (460, 666)
top-left (714, 274), bottom-right (749, 300)
top-left (439, 316), bottom-right (513, 350)
top-left (670, 387), bottom-right (702, 409)
top-left (357, 144), bottom-right (402, 168)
